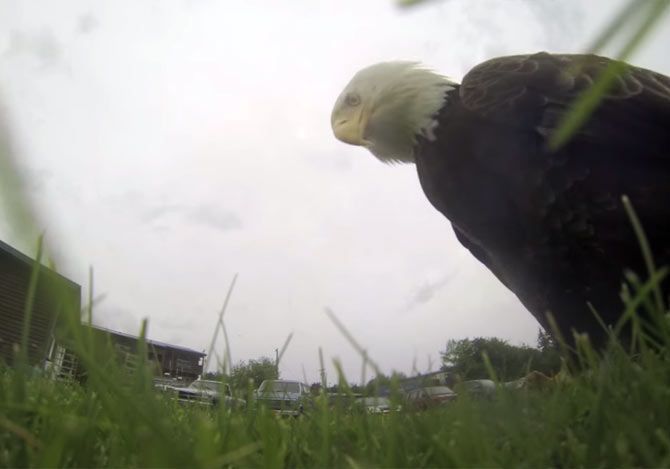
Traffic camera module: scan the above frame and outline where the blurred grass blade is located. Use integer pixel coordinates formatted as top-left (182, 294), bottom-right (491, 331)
top-left (396, 0), bottom-right (438, 8)
top-left (86, 266), bottom-right (94, 326)
top-left (585, 0), bottom-right (641, 54)
top-left (204, 273), bottom-right (238, 372)
top-left (204, 443), bottom-right (262, 469)
top-left (18, 234), bottom-right (44, 369)
top-left (549, 0), bottom-right (669, 151)
top-left (221, 320), bottom-right (233, 375)
top-left (319, 347), bottom-right (326, 389)
top-left (0, 100), bottom-right (42, 244)
top-left (325, 307), bottom-right (382, 375)
top-left (548, 59), bottom-right (628, 151)
top-left (614, 268), bottom-right (668, 342)
top-left (622, 195), bottom-right (666, 314)
top-left (0, 416), bottom-right (43, 450)
top-left (276, 332), bottom-right (294, 366)
top-left (481, 351), bottom-right (498, 383)
top-left (135, 318), bottom-right (150, 392)
top-left (612, 0), bottom-right (670, 61)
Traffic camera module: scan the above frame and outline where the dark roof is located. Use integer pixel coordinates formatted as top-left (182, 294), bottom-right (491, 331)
top-left (1, 238), bottom-right (202, 357)
top-left (90, 325), bottom-right (206, 356)
top-left (0, 238), bottom-right (81, 290)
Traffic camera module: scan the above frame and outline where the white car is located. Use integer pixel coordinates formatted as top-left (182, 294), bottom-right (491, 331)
top-left (405, 386), bottom-right (457, 410)
top-left (168, 379), bottom-right (246, 409)
top-left (459, 379), bottom-right (496, 398)
top-left (255, 380), bottom-right (312, 417)
top-left (356, 396), bottom-right (401, 414)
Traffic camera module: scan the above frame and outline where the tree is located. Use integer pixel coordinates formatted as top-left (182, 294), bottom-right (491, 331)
top-left (364, 371), bottom-right (407, 396)
top-left (309, 382), bottom-right (322, 395)
top-left (534, 328), bottom-right (562, 374)
top-left (537, 328), bottom-right (559, 353)
top-left (440, 334), bottom-right (561, 382)
top-left (229, 356), bottom-right (278, 392)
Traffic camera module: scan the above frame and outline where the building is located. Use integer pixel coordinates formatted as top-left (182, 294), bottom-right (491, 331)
top-left (51, 325), bottom-right (207, 383)
top-left (399, 371), bottom-right (452, 391)
top-left (376, 371), bottom-right (453, 396)
top-left (1, 239), bottom-right (206, 382)
top-left (84, 326), bottom-right (206, 381)
top-left (0, 239), bottom-right (81, 368)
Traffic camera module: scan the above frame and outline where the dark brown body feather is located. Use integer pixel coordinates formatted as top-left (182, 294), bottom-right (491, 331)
top-left (415, 52), bottom-right (670, 347)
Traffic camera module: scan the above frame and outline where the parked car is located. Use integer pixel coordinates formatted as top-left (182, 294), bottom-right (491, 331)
top-left (503, 370), bottom-right (555, 391)
top-left (405, 386), bottom-right (457, 410)
top-left (356, 396), bottom-right (401, 415)
top-left (167, 379), bottom-right (246, 409)
top-left (255, 380), bottom-right (311, 417)
top-left (458, 379), bottom-right (496, 398)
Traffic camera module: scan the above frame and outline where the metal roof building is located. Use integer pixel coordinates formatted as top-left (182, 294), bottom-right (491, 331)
top-left (0, 239), bottom-right (81, 368)
top-left (87, 325), bottom-right (206, 381)
top-left (1, 238), bottom-right (206, 381)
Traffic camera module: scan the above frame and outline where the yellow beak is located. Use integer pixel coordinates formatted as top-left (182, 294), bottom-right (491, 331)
top-left (331, 105), bottom-right (370, 146)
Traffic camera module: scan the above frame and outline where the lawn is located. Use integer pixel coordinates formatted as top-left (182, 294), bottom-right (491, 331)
top-left (1, 315), bottom-right (669, 468)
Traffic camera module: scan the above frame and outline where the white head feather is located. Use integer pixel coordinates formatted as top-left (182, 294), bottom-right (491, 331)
top-left (331, 61), bottom-right (456, 163)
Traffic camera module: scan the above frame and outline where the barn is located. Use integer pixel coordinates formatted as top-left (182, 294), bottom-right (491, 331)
top-left (0, 239), bottom-right (81, 369)
top-left (83, 326), bottom-right (206, 382)
top-left (1, 239), bottom-right (206, 382)
top-left (50, 326), bottom-right (207, 382)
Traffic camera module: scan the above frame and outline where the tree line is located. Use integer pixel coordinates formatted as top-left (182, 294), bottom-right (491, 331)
top-left (205, 329), bottom-right (562, 393)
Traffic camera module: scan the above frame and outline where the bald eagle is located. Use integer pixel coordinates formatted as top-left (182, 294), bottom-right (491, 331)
top-left (331, 52), bottom-right (670, 348)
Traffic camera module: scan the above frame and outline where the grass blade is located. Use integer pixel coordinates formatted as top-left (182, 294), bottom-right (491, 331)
top-left (621, 195), bottom-right (666, 314)
top-left (549, 0), bottom-right (670, 151)
top-left (325, 307), bottom-right (382, 376)
top-left (18, 235), bottom-right (44, 369)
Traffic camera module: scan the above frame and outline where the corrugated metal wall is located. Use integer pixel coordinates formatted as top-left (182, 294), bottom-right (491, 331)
top-left (0, 244), bottom-right (81, 368)
top-left (92, 327), bottom-right (205, 380)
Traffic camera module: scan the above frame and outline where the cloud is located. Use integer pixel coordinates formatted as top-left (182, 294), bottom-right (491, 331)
top-left (76, 14), bottom-right (99, 35)
top-left (141, 204), bottom-right (182, 224)
top-left (141, 202), bottom-right (243, 232)
top-left (405, 272), bottom-right (455, 310)
top-left (4, 28), bottom-right (63, 70)
top-left (20, 167), bottom-right (53, 194)
top-left (186, 204), bottom-right (243, 232)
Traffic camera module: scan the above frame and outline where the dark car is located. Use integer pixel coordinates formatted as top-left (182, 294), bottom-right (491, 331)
top-left (255, 380), bottom-right (311, 417)
top-left (405, 386), bottom-right (457, 410)
top-left (168, 379), bottom-right (246, 409)
top-left (356, 396), bottom-right (402, 415)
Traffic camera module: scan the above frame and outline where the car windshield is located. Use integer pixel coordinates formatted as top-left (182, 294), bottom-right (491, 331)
top-left (359, 397), bottom-right (390, 406)
top-left (423, 386), bottom-right (455, 396)
top-left (258, 381), bottom-right (300, 393)
top-left (464, 380), bottom-right (494, 390)
top-left (189, 381), bottom-right (220, 392)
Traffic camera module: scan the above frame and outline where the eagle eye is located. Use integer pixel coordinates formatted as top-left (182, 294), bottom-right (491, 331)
top-left (344, 93), bottom-right (361, 107)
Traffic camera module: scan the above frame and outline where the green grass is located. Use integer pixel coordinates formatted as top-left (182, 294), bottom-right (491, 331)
top-left (1, 292), bottom-right (669, 468)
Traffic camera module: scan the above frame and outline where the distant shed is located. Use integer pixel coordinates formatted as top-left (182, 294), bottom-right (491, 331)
top-left (86, 326), bottom-right (206, 381)
top-left (0, 239), bottom-right (81, 368)
top-left (1, 238), bottom-right (205, 382)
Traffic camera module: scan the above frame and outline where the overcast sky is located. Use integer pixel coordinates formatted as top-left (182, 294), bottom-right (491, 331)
top-left (1, 0), bottom-right (669, 385)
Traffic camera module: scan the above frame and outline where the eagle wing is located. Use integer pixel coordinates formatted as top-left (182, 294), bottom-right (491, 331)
top-left (451, 225), bottom-right (511, 290)
top-left (459, 52), bottom-right (670, 155)
top-left (439, 53), bottom-right (670, 340)
top-left (456, 52), bottom-right (670, 239)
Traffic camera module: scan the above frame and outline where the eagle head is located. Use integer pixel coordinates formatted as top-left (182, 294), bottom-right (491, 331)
top-left (330, 61), bottom-right (455, 164)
